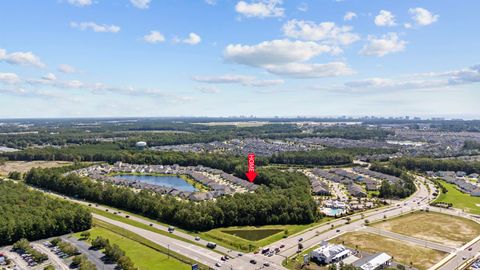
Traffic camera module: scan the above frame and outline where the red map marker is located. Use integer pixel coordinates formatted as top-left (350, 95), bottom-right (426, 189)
top-left (245, 153), bottom-right (257, 183)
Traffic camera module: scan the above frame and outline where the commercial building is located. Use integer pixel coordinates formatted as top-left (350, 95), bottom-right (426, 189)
top-left (353, 252), bottom-right (392, 270)
top-left (310, 242), bottom-right (351, 264)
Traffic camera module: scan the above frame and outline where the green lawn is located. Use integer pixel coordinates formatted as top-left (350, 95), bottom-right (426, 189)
top-left (434, 180), bottom-right (480, 214)
top-left (221, 228), bottom-right (283, 241)
top-left (75, 221), bottom-right (193, 270)
top-left (199, 219), bottom-right (333, 252)
top-left (87, 202), bottom-right (333, 253)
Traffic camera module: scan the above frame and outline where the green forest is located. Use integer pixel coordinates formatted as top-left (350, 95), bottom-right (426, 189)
top-left (24, 167), bottom-right (319, 231)
top-left (0, 181), bottom-right (92, 245)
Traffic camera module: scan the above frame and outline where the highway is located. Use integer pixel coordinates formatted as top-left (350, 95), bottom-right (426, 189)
top-left (257, 177), bottom-right (432, 265)
top-left (34, 175), bottom-right (480, 270)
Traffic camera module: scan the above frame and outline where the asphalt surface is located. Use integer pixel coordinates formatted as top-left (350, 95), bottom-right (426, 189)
top-left (60, 236), bottom-right (116, 270)
top-left (31, 243), bottom-right (70, 270)
top-left (258, 178), bottom-right (433, 266)
top-left (34, 176), bottom-right (480, 270)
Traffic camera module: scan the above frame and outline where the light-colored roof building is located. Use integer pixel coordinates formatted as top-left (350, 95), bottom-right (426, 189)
top-left (353, 252), bottom-right (392, 270)
top-left (310, 242), bottom-right (351, 264)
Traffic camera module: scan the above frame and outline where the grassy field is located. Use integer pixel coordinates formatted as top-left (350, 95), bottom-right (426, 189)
top-left (434, 180), bottom-right (480, 215)
top-left (75, 219), bottom-right (204, 270)
top-left (200, 219), bottom-right (333, 252)
top-left (89, 202), bottom-right (333, 253)
top-left (371, 211), bottom-right (480, 247)
top-left (89, 208), bottom-right (214, 251)
top-left (331, 231), bottom-right (447, 270)
top-left (0, 161), bottom-right (72, 175)
top-left (221, 228), bottom-right (283, 241)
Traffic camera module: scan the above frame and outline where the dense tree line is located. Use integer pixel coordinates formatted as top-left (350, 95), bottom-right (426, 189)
top-left (370, 163), bottom-right (403, 177)
top-left (391, 157), bottom-right (480, 174)
top-left (24, 167), bottom-right (319, 231)
top-left (0, 181), bottom-right (92, 245)
top-left (3, 146), bottom-right (359, 174)
top-left (370, 163), bottom-right (416, 198)
top-left (270, 150), bottom-right (352, 166)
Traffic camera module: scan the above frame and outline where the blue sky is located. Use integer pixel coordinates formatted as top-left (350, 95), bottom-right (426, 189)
top-left (0, 0), bottom-right (479, 118)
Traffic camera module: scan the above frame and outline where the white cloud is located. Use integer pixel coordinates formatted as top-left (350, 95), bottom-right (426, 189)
top-left (205, 0), bottom-right (217, 5)
top-left (264, 62), bottom-right (355, 78)
top-left (70, 22), bottom-right (120, 33)
top-left (192, 74), bottom-right (284, 87)
top-left (143, 31), bottom-right (165, 44)
top-left (360, 33), bottom-right (406, 57)
top-left (318, 65), bottom-right (480, 92)
top-left (0, 48), bottom-right (45, 68)
top-left (58, 64), bottom-right (77, 73)
top-left (409, 7), bottom-right (439, 26)
top-left (197, 86), bottom-right (221, 94)
top-left (374, 10), bottom-right (396, 27)
top-left (224, 39), bottom-right (353, 78)
top-left (42, 73), bottom-right (57, 81)
top-left (67, 0), bottom-right (92, 7)
top-left (224, 39), bottom-right (339, 67)
top-left (0, 73), bottom-right (20, 84)
top-left (297, 3), bottom-right (308, 12)
top-left (404, 23), bottom-right (413, 29)
top-left (182, 33), bottom-right (202, 45)
top-left (282, 19), bottom-right (360, 45)
top-left (130, 0), bottom-right (151, 9)
top-left (343, 11), bottom-right (357, 21)
top-left (235, 0), bottom-right (284, 18)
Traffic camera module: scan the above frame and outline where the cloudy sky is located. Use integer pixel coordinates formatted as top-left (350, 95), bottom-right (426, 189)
top-left (0, 0), bottom-right (479, 118)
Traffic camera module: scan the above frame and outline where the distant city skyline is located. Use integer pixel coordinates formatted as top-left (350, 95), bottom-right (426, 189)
top-left (0, 0), bottom-right (479, 118)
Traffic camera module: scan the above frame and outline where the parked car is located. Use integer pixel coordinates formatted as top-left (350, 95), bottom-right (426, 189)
top-left (250, 259), bottom-right (257, 264)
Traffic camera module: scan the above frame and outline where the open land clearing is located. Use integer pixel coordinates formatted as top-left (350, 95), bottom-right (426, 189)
top-left (434, 180), bottom-right (480, 214)
top-left (200, 220), bottom-right (332, 252)
top-left (76, 220), bottom-right (192, 270)
top-left (0, 161), bottom-right (72, 175)
top-left (372, 211), bottom-right (480, 247)
top-left (331, 231), bottom-right (447, 270)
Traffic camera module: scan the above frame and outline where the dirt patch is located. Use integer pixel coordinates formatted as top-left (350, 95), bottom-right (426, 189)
top-left (372, 211), bottom-right (480, 247)
top-left (0, 161), bottom-right (72, 176)
top-left (332, 231), bottom-right (447, 270)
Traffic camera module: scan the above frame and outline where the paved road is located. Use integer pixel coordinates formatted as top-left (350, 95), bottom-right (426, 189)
top-left (34, 174), bottom-right (480, 270)
top-left (362, 227), bottom-right (456, 253)
top-left (31, 243), bottom-right (70, 270)
top-left (60, 236), bottom-right (116, 270)
top-left (0, 247), bottom-right (31, 270)
top-left (245, 177), bottom-right (432, 266)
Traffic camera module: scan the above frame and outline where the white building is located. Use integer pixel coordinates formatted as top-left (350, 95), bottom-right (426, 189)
top-left (310, 242), bottom-right (351, 264)
top-left (353, 252), bottom-right (392, 270)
